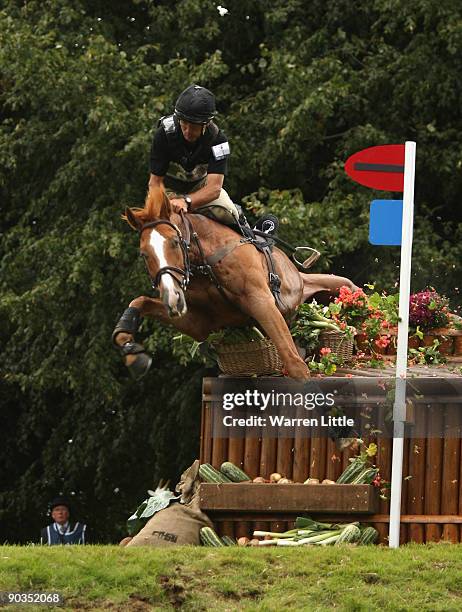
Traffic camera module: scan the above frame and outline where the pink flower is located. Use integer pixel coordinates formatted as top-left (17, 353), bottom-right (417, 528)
top-left (375, 336), bottom-right (390, 349)
top-left (320, 347), bottom-right (332, 356)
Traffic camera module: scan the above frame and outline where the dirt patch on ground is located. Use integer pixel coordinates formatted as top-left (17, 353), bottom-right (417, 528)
top-left (159, 575), bottom-right (186, 609)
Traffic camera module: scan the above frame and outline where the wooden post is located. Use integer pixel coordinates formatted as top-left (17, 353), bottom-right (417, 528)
top-left (424, 406), bottom-right (444, 542)
top-left (406, 405), bottom-right (427, 543)
top-left (376, 436), bottom-right (392, 543)
top-left (309, 429), bottom-right (327, 481)
top-left (293, 405), bottom-right (311, 484)
top-left (326, 438), bottom-right (343, 482)
top-left (441, 403), bottom-right (460, 543)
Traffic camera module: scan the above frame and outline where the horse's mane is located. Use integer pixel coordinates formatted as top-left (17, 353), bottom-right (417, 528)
top-left (124, 187), bottom-right (172, 226)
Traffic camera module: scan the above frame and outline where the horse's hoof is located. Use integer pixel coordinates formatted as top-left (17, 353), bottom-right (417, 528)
top-left (128, 352), bottom-right (152, 380)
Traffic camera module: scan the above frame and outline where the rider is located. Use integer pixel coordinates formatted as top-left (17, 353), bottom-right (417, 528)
top-left (148, 84), bottom-right (242, 226)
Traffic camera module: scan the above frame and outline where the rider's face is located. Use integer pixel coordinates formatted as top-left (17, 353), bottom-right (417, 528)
top-left (179, 120), bottom-right (205, 143)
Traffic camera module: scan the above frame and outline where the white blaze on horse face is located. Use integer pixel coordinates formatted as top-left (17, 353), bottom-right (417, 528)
top-left (149, 229), bottom-right (186, 316)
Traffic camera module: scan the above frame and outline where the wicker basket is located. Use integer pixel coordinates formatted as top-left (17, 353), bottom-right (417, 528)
top-left (319, 330), bottom-right (353, 361)
top-left (215, 338), bottom-right (283, 376)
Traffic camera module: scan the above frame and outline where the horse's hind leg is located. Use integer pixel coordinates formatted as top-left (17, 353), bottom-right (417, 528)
top-left (300, 273), bottom-right (359, 303)
top-left (238, 294), bottom-right (309, 380)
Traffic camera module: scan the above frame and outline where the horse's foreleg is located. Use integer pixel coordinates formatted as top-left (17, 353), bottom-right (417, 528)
top-left (239, 295), bottom-right (309, 380)
top-left (112, 296), bottom-right (171, 379)
top-left (112, 296), bottom-right (217, 379)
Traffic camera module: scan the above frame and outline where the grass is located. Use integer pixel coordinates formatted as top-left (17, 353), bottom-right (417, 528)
top-left (1, 544), bottom-right (462, 611)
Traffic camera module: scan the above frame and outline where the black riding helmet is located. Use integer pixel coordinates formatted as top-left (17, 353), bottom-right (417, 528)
top-left (174, 84), bottom-right (216, 124)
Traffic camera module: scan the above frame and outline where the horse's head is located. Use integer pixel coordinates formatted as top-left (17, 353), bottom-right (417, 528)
top-left (125, 188), bottom-right (188, 318)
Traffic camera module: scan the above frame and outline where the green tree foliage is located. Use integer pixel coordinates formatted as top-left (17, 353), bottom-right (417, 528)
top-left (1, 0), bottom-right (461, 542)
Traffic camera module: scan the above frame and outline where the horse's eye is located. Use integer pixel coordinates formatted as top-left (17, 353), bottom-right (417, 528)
top-left (170, 237), bottom-right (180, 248)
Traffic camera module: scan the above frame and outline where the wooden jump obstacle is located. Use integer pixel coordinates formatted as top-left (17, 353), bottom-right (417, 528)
top-left (200, 367), bottom-right (462, 544)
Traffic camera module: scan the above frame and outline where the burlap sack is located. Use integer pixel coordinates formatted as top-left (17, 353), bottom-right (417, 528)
top-left (175, 459), bottom-right (201, 504)
top-left (126, 494), bottom-right (213, 547)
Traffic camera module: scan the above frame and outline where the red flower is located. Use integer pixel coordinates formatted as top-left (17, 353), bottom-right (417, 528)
top-left (320, 347), bottom-right (332, 356)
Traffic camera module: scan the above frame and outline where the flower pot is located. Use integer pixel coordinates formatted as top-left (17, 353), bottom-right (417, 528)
top-left (422, 332), bottom-right (453, 355)
top-left (454, 336), bottom-right (462, 356)
top-left (355, 333), bottom-right (369, 353)
top-left (386, 335), bottom-right (397, 356)
top-left (407, 336), bottom-right (421, 350)
top-left (372, 335), bottom-right (390, 355)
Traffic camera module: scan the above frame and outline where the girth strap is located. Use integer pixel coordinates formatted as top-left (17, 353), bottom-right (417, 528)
top-left (206, 238), bottom-right (251, 266)
top-left (260, 243), bottom-right (287, 312)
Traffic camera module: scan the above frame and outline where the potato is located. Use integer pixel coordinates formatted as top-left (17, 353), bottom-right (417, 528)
top-left (303, 478), bottom-right (320, 485)
top-left (321, 479), bottom-right (336, 485)
top-left (269, 472), bottom-right (282, 483)
top-left (237, 537), bottom-right (250, 546)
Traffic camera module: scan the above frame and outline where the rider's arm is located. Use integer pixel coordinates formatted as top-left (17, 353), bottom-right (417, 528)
top-left (186, 173), bottom-right (224, 210)
top-left (148, 173), bottom-right (165, 191)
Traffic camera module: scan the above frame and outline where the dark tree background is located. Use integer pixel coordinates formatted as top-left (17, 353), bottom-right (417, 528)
top-left (1, 0), bottom-right (461, 543)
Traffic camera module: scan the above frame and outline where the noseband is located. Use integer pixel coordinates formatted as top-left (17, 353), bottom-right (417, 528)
top-left (138, 216), bottom-right (191, 294)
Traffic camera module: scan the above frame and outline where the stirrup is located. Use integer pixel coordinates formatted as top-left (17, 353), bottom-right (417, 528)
top-left (292, 247), bottom-right (321, 269)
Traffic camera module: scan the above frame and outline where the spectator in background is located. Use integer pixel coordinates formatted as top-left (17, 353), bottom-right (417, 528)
top-left (40, 497), bottom-right (88, 545)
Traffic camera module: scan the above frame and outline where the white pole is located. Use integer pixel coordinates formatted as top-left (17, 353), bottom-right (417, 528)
top-left (388, 141), bottom-right (416, 548)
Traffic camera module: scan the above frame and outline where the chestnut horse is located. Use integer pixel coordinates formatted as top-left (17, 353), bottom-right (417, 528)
top-left (112, 187), bottom-right (357, 380)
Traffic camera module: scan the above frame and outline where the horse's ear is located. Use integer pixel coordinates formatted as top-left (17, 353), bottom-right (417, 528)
top-left (160, 190), bottom-right (172, 219)
top-left (124, 207), bottom-right (142, 231)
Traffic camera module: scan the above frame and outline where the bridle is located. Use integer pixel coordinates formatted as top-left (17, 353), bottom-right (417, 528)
top-left (138, 215), bottom-right (191, 294)
top-left (137, 212), bottom-right (235, 305)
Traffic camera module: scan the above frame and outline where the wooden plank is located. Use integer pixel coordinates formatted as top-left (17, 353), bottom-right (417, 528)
top-left (326, 439), bottom-right (343, 482)
top-left (441, 403), bottom-right (461, 543)
top-left (399, 435), bottom-right (410, 544)
top-left (218, 521), bottom-right (235, 539)
top-left (309, 433), bottom-right (327, 481)
top-left (244, 436), bottom-right (261, 480)
top-left (201, 401), bottom-right (213, 464)
top-left (211, 437), bottom-right (228, 470)
top-left (240, 427), bottom-right (258, 538)
top-left (209, 513), bottom-right (462, 524)
top-left (407, 422), bottom-right (426, 544)
top-left (199, 483), bottom-right (379, 513)
top-left (376, 435), bottom-right (392, 543)
top-left (276, 437), bottom-right (294, 480)
top-left (292, 432), bottom-right (310, 484)
top-left (424, 406), bottom-right (444, 542)
top-left (260, 437), bottom-right (277, 479)
top-left (227, 438), bottom-right (245, 471)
